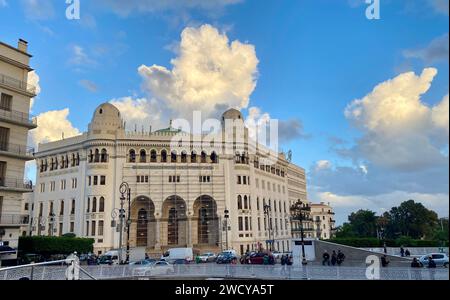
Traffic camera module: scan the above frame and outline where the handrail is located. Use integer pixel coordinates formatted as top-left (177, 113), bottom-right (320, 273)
top-left (0, 108), bottom-right (37, 126)
top-left (0, 72), bottom-right (36, 94)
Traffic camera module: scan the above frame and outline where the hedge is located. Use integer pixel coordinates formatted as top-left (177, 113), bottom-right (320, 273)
top-left (18, 236), bottom-right (94, 256)
top-left (328, 238), bottom-right (448, 248)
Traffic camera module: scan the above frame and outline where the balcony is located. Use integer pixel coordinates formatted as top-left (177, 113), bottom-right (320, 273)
top-left (0, 108), bottom-right (38, 128)
top-left (0, 177), bottom-right (33, 191)
top-left (0, 72), bottom-right (36, 95)
top-left (0, 214), bottom-right (30, 226)
top-left (0, 142), bottom-right (34, 159)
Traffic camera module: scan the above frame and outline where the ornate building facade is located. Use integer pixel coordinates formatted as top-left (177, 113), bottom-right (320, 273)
top-left (31, 103), bottom-right (310, 256)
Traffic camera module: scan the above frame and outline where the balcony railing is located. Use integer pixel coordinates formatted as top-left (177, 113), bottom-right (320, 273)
top-left (0, 177), bottom-right (33, 190)
top-left (0, 214), bottom-right (30, 225)
top-left (0, 108), bottom-right (37, 127)
top-left (0, 73), bottom-right (36, 95)
top-left (0, 142), bottom-right (34, 157)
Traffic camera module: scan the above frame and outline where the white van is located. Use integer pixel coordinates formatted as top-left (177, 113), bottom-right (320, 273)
top-left (99, 250), bottom-right (122, 265)
top-left (161, 248), bottom-right (193, 262)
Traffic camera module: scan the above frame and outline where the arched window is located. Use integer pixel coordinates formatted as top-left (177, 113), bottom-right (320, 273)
top-left (150, 150), bottom-right (157, 163)
top-left (71, 154), bottom-right (75, 166)
top-left (181, 151), bottom-right (187, 163)
top-left (237, 195), bottom-right (243, 210)
top-left (210, 152), bottom-right (218, 164)
top-left (161, 150), bottom-right (167, 163)
top-left (201, 151), bottom-right (207, 163)
top-left (191, 151), bottom-right (197, 163)
top-left (129, 149), bottom-right (136, 163)
top-left (171, 151), bottom-right (177, 163)
top-left (60, 156), bottom-right (65, 168)
top-left (76, 153), bottom-right (80, 166)
top-left (101, 149), bottom-right (108, 163)
top-left (244, 196), bottom-right (248, 210)
top-left (140, 150), bottom-right (147, 163)
top-left (92, 197), bottom-right (97, 213)
top-left (94, 149), bottom-right (100, 163)
top-left (99, 197), bottom-right (105, 212)
top-left (65, 155), bottom-right (69, 168)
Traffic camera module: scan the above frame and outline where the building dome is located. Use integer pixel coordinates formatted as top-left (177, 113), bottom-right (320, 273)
top-left (88, 103), bottom-right (123, 134)
top-left (221, 108), bottom-right (243, 123)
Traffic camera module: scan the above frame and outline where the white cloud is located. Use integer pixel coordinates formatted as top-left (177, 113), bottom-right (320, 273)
top-left (403, 33), bottom-right (449, 64)
top-left (68, 45), bottom-right (97, 67)
top-left (138, 24), bottom-right (259, 120)
top-left (20, 0), bottom-right (54, 20)
top-left (28, 70), bottom-right (41, 110)
top-left (29, 109), bottom-right (80, 148)
top-left (79, 79), bottom-right (98, 93)
top-left (99, 0), bottom-right (242, 17)
top-left (345, 68), bottom-right (448, 171)
top-left (0, 0), bottom-right (7, 8)
top-left (315, 160), bottom-right (332, 171)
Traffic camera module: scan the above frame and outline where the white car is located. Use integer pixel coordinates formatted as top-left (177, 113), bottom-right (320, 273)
top-left (419, 253), bottom-right (449, 268)
top-left (198, 252), bottom-right (217, 263)
top-left (144, 261), bottom-right (175, 276)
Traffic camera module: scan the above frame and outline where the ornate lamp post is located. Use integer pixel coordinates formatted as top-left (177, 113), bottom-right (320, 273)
top-left (224, 209), bottom-right (229, 250)
top-left (263, 204), bottom-right (272, 251)
top-left (290, 200), bottom-right (308, 266)
top-left (119, 182), bottom-right (131, 264)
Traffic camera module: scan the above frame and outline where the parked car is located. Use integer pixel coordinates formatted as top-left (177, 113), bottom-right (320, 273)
top-left (245, 252), bottom-right (275, 265)
top-left (419, 253), bottom-right (449, 268)
top-left (129, 259), bottom-right (157, 266)
top-left (161, 248), bottom-right (193, 263)
top-left (272, 251), bottom-right (282, 261)
top-left (168, 258), bottom-right (190, 265)
top-left (198, 252), bottom-right (216, 263)
top-left (216, 252), bottom-right (237, 264)
top-left (141, 261), bottom-right (174, 276)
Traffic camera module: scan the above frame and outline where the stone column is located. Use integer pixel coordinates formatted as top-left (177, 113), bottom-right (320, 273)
top-left (187, 216), bottom-right (193, 248)
top-left (154, 217), bottom-right (161, 250)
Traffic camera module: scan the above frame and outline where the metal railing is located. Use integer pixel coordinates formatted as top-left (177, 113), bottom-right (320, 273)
top-left (0, 108), bottom-right (37, 126)
top-left (0, 177), bottom-right (33, 190)
top-left (0, 263), bottom-right (448, 280)
top-left (0, 73), bottom-right (36, 95)
top-left (0, 142), bottom-right (34, 156)
top-left (0, 214), bottom-right (29, 225)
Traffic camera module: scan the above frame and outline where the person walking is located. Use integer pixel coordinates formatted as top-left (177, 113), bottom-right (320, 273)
top-left (381, 255), bottom-right (390, 267)
top-left (411, 257), bottom-right (422, 280)
top-left (280, 255), bottom-right (287, 276)
top-left (337, 250), bottom-right (345, 266)
top-left (400, 246), bottom-right (405, 257)
top-left (331, 250), bottom-right (337, 266)
top-left (322, 250), bottom-right (330, 266)
top-left (427, 256), bottom-right (436, 280)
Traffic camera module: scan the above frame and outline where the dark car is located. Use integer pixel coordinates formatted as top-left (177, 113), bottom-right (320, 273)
top-left (246, 252), bottom-right (275, 265)
top-left (169, 259), bottom-right (190, 265)
top-left (216, 253), bottom-right (237, 264)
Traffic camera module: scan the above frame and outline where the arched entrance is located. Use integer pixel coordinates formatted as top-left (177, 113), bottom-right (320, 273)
top-left (131, 196), bottom-right (156, 248)
top-left (162, 196), bottom-right (187, 246)
top-left (193, 195), bottom-right (219, 246)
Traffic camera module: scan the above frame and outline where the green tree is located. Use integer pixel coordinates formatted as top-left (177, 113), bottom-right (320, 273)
top-left (347, 209), bottom-right (378, 237)
top-left (385, 200), bottom-right (438, 239)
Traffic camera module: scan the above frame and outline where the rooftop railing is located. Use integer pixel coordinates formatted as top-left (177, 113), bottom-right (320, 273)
top-left (0, 73), bottom-right (36, 95)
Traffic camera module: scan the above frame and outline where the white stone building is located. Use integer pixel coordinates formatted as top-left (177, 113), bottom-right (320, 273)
top-left (31, 103), bottom-right (311, 256)
top-left (310, 202), bottom-right (336, 240)
top-left (0, 39), bottom-right (36, 248)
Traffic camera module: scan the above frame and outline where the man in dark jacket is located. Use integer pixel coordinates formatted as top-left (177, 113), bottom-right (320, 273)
top-left (322, 250), bottom-right (330, 266)
top-left (381, 255), bottom-right (390, 267)
top-left (337, 250), bottom-right (345, 266)
top-left (331, 251), bottom-right (337, 266)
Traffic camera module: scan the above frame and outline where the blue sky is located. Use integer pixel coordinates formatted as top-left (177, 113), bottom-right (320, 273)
top-left (1, 0), bottom-right (448, 224)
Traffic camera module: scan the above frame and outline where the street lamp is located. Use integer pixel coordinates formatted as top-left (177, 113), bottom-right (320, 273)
top-left (119, 182), bottom-right (131, 264)
top-left (263, 204), bottom-right (272, 251)
top-left (290, 200), bottom-right (308, 266)
top-left (224, 209), bottom-right (229, 250)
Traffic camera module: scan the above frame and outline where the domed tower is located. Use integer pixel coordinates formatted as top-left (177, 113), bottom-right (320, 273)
top-left (88, 103), bottom-right (124, 137)
top-left (221, 108), bottom-right (244, 126)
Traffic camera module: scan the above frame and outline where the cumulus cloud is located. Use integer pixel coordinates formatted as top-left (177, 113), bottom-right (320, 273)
top-left (99, 0), bottom-right (242, 17)
top-left (28, 70), bottom-right (41, 110)
top-left (79, 79), bottom-right (98, 93)
top-left (344, 68), bottom-right (448, 171)
top-left (309, 68), bottom-right (449, 223)
top-left (20, 0), bottom-right (54, 20)
top-left (138, 24), bottom-right (259, 120)
top-left (403, 33), bottom-right (449, 64)
top-left (68, 45), bottom-right (97, 67)
top-left (29, 109), bottom-right (81, 148)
